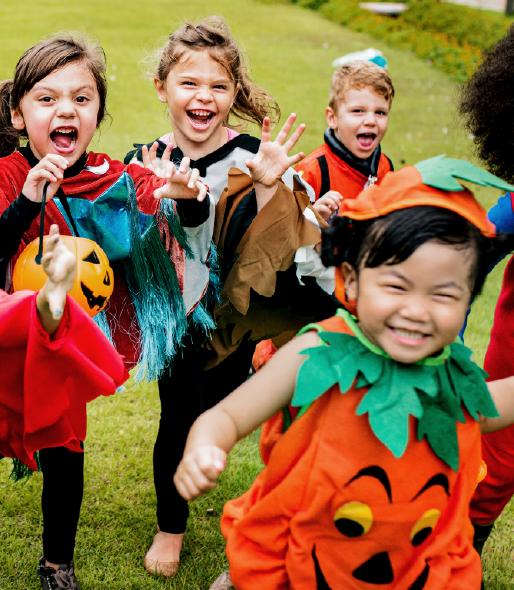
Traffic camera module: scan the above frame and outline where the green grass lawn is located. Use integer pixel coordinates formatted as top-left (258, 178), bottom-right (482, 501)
top-left (0, 0), bottom-right (512, 588)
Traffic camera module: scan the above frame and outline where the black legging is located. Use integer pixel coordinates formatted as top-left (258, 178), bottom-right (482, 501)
top-left (154, 340), bottom-right (255, 533)
top-left (39, 446), bottom-right (84, 564)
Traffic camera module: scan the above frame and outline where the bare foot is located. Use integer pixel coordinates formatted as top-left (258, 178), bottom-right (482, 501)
top-left (143, 529), bottom-right (183, 577)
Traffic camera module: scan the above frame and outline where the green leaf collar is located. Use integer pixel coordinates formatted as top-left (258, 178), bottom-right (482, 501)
top-left (292, 309), bottom-right (498, 470)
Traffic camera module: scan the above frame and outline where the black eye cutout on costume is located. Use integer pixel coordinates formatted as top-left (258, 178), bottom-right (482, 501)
top-left (83, 250), bottom-right (101, 264)
top-left (334, 502), bottom-right (373, 538)
top-left (410, 509), bottom-right (441, 546)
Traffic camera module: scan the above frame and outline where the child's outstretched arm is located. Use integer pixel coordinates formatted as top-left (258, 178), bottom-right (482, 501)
top-left (174, 330), bottom-right (320, 500)
top-left (36, 224), bottom-right (75, 335)
top-left (482, 377), bottom-right (514, 432)
top-left (247, 113), bottom-right (306, 212)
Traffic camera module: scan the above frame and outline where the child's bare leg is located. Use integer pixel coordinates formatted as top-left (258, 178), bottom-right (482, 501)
top-left (36, 224), bottom-right (75, 335)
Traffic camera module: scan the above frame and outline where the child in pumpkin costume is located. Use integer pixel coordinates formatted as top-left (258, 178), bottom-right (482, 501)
top-left (175, 156), bottom-right (514, 590)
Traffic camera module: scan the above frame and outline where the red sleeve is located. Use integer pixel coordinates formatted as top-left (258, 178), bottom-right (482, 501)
top-left (125, 163), bottom-right (167, 215)
top-left (0, 154), bottom-right (28, 211)
top-left (0, 290), bottom-right (128, 469)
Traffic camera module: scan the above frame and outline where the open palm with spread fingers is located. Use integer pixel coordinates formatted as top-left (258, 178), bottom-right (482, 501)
top-left (246, 113), bottom-right (306, 187)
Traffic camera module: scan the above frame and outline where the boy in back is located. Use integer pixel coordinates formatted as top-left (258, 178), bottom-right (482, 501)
top-left (297, 60), bottom-right (394, 220)
top-left (252, 59), bottom-right (395, 369)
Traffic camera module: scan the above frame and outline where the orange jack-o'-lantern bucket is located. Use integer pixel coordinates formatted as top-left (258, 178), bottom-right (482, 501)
top-left (13, 235), bottom-right (114, 317)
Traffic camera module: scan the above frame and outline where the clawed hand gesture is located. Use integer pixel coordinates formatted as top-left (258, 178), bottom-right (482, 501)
top-left (246, 113), bottom-right (306, 187)
top-left (141, 143), bottom-right (208, 202)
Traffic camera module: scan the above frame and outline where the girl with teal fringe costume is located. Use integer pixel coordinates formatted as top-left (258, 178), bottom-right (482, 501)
top-left (0, 34), bottom-right (206, 588)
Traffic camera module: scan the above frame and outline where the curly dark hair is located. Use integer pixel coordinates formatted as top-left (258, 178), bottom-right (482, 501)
top-left (460, 25), bottom-right (514, 182)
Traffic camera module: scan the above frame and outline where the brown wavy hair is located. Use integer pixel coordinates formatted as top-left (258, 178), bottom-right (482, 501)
top-left (155, 16), bottom-right (280, 127)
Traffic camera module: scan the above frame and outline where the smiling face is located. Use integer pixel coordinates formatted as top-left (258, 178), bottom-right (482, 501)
top-left (343, 241), bottom-right (474, 363)
top-left (326, 87), bottom-right (390, 159)
top-left (155, 49), bottom-right (237, 159)
top-left (11, 61), bottom-right (100, 166)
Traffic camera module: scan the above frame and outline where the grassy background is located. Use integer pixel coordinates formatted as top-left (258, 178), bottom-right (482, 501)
top-left (0, 0), bottom-right (512, 588)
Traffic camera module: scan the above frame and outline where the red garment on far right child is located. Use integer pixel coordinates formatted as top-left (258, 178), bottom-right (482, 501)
top-left (470, 255), bottom-right (514, 525)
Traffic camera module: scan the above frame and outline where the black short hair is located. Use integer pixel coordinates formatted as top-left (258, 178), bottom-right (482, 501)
top-left (321, 206), bottom-right (514, 301)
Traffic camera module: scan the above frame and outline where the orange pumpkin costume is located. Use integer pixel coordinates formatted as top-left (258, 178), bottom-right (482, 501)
top-left (220, 157), bottom-right (512, 590)
top-left (222, 313), bottom-right (490, 589)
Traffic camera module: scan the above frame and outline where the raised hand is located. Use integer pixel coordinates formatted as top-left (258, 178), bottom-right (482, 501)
top-left (151, 155), bottom-right (208, 202)
top-left (141, 142), bottom-right (173, 176)
top-left (173, 445), bottom-right (227, 500)
top-left (22, 154), bottom-right (68, 203)
top-left (246, 113), bottom-right (306, 187)
top-left (38, 225), bottom-right (76, 321)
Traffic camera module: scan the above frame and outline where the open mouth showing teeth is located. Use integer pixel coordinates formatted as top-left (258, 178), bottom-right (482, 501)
top-left (50, 128), bottom-right (77, 149)
top-left (391, 327), bottom-right (428, 341)
top-left (187, 110), bottom-right (215, 124)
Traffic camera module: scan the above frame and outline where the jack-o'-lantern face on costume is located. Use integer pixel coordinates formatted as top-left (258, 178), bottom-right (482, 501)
top-left (312, 465), bottom-right (450, 589)
top-left (13, 235), bottom-right (113, 317)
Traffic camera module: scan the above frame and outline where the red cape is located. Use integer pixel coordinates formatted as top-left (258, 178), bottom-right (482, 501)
top-left (0, 290), bottom-right (128, 470)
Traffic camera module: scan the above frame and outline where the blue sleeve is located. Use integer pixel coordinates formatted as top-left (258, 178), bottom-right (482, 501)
top-left (488, 192), bottom-right (514, 233)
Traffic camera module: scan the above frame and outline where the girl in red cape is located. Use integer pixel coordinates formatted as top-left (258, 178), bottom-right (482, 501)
top-left (175, 157), bottom-right (514, 590)
top-left (0, 224), bottom-right (128, 467)
top-left (0, 33), bottom-right (207, 589)
top-left (0, 224), bottom-right (128, 586)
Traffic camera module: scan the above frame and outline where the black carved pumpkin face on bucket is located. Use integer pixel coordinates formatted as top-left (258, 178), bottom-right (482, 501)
top-left (13, 235), bottom-right (114, 317)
